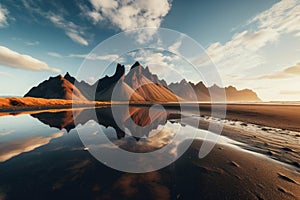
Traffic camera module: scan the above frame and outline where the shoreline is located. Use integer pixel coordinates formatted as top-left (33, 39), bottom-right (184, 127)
top-left (1, 97), bottom-right (300, 132)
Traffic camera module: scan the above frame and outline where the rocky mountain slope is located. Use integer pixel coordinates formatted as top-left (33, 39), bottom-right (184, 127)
top-left (25, 62), bottom-right (261, 102)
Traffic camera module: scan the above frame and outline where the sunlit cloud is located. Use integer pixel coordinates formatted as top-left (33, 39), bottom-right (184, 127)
top-left (48, 52), bottom-right (63, 58)
top-left (82, 0), bottom-right (172, 43)
top-left (0, 45), bottom-right (61, 73)
top-left (194, 28), bottom-right (280, 70)
top-left (249, 0), bottom-right (300, 38)
top-left (194, 0), bottom-right (300, 71)
top-left (253, 62), bottom-right (300, 80)
top-left (280, 90), bottom-right (300, 95)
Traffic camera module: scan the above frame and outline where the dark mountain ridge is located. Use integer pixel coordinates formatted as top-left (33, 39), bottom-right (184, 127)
top-left (24, 62), bottom-right (261, 102)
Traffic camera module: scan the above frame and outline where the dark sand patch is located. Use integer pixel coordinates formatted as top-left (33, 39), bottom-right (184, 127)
top-left (174, 139), bottom-right (300, 200)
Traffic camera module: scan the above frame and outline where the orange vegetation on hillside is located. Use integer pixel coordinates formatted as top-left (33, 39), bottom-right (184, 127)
top-left (0, 97), bottom-right (109, 112)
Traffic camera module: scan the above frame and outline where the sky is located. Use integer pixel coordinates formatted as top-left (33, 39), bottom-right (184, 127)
top-left (0, 0), bottom-right (299, 101)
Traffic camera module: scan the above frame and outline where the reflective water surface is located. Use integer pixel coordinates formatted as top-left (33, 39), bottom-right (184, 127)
top-left (0, 106), bottom-right (197, 199)
top-left (0, 106), bottom-right (299, 200)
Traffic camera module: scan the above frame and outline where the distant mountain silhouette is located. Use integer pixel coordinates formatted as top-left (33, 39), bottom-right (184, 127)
top-left (25, 62), bottom-right (261, 102)
top-left (169, 80), bottom-right (261, 102)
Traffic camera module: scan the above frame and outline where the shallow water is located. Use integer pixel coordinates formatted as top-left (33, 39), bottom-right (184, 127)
top-left (0, 106), bottom-right (299, 199)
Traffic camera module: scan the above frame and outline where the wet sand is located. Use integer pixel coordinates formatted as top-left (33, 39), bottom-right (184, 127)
top-left (1, 138), bottom-right (299, 200)
top-left (173, 139), bottom-right (300, 200)
top-left (181, 114), bottom-right (300, 170)
top-left (196, 103), bottom-right (300, 132)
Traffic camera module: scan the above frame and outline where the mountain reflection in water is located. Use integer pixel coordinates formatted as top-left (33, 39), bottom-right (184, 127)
top-left (0, 106), bottom-right (187, 200)
top-left (31, 106), bottom-right (181, 140)
top-left (1, 106), bottom-right (300, 199)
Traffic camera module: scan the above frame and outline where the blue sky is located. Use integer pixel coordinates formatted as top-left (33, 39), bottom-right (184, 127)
top-left (0, 0), bottom-right (299, 101)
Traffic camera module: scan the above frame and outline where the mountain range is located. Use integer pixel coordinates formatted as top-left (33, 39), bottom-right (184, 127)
top-left (25, 61), bottom-right (261, 102)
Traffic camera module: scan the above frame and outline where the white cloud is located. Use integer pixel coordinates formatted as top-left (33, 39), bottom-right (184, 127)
top-left (69, 53), bottom-right (119, 61)
top-left (90, 0), bottom-right (118, 10)
top-left (250, 0), bottom-right (300, 37)
top-left (25, 41), bottom-right (40, 46)
top-left (168, 34), bottom-right (184, 54)
top-left (48, 52), bottom-right (63, 58)
top-left (126, 49), bottom-right (187, 83)
top-left (194, 0), bottom-right (300, 73)
top-left (0, 46), bottom-right (61, 73)
top-left (196, 28), bottom-right (280, 72)
top-left (88, 11), bottom-right (103, 24)
top-left (0, 4), bottom-right (9, 28)
top-left (47, 14), bottom-right (89, 46)
top-left (85, 0), bottom-right (172, 43)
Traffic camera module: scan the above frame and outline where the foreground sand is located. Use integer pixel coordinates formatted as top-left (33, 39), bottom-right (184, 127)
top-left (2, 138), bottom-right (298, 199)
top-left (171, 139), bottom-right (300, 200)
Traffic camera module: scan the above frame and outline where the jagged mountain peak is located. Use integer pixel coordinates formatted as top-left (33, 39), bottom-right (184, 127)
top-left (131, 61), bottom-right (141, 70)
top-left (24, 74), bottom-right (87, 100)
top-left (24, 62), bottom-right (261, 102)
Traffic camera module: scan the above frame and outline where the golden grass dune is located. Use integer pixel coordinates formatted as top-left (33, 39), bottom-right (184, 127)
top-left (0, 97), bottom-right (110, 114)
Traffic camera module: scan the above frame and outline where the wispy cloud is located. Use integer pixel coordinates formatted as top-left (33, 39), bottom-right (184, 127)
top-left (194, 28), bottom-right (279, 70)
top-left (49, 51), bottom-right (120, 61)
top-left (0, 71), bottom-right (13, 77)
top-left (194, 0), bottom-right (300, 71)
top-left (253, 62), bottom-right (300, 80)
top-left (0, 4), bottom-right (9, 28)
top-left (11, 38), bottom-right (40, 46)
top-left (20, 0), bottom-right (89, 46)
top-left (25, 41), bottom-right (40, 46)
top-left (249, 0), bottom-right (300, 38)
top-left (280, 90), bottom-right (300, 95)
top-left (47, 14), bottom-right (89, 46)
top-left (168, 34), bottom-right (184, 54)
top-left (48, 52), bottom-right (63, 58)
top-left (0, 45), bottom-right (61, 73)
top-left (69, 53), bottom-right (119, 61)
top-left (126, 49), bottom-right (186, 83)
top-left (133, 50), bottom-right (175, 68)
top-left (82, 0), bottom-right (172, 43)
